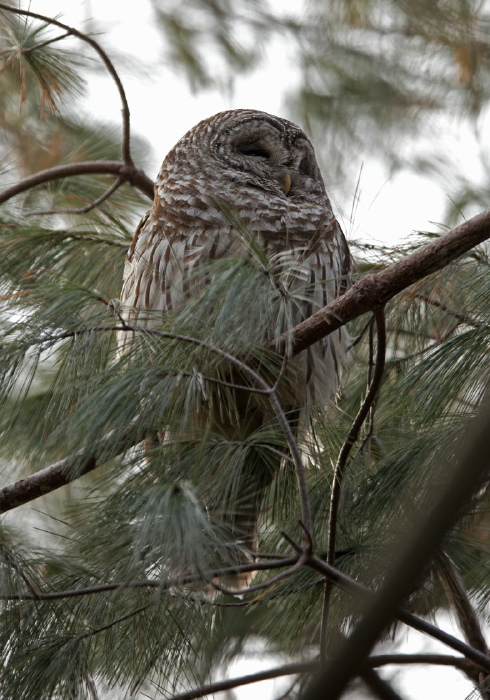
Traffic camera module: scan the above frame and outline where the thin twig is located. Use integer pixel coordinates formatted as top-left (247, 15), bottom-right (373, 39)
top-left (26, 176), bottom-right (124, 216)
top-left (21, 31), bottom-right (71, 52)
top-left (0, 556), bottom-right (299, 601)
top-left (1, 550), bottom-right (40, 599)
top-left (414, 292), bottom-right (481, 328)
top-left (347, 316), bottom-right (374, 351)
top-left (0, 3), bottom-right (134, 165)
top-left (210, 555), bottom-right (306, 597)
top-left (81, 602), bottom-right (150, 639)
top-left (321, 307), bottom-right (386, 659)
top-left (0, 161), bottom-right (154, 204)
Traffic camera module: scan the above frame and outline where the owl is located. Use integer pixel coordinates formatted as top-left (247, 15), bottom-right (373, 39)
top-left (120, 109), bottom-right (351, 587)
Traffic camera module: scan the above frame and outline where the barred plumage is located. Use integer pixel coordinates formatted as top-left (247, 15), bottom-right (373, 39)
top-left (120, 109), bottom-right (351, 585)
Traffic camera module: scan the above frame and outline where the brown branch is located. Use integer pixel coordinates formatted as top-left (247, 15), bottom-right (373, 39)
top-left (166, 654), bottom-right (473, 700)
top-left (0, 3), bottom-right (134, 165)
top-left (321, 307), bottom-right (386, 656)
top-left (0, 161), bottom-right (154, 204)
top-left (0, 212), bottom-right (489, 528)
top-left (0, 422), bottom-right (146, 513)
top-left (21, 31), bottom-right (71, 53)
top-left (210, 556), bottom-right (306, 597)
top-left (360, 668), bottom-right (402, 700)
top-left (284, 209), bottom-right (490, 356)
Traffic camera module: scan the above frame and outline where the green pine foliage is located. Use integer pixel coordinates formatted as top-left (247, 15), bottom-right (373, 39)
top-left (0, 2), bottom-right (489, 698)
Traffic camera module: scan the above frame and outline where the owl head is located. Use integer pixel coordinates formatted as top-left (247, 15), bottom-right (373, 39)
top-left (158, 109), bottom-right (328, 205)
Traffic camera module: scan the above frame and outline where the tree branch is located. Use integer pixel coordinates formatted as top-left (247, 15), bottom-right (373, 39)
top-left (1, 212), bottom-right (489, 529)
top-left (26, 176), bottom-right (124, 216)
top-left (284, 209), bottom-right (490, 356)
top-left (0, 2), bottom-right (135, 165)
top-left (0, 557), bottom-right (299, 600)
top-left (0, 422), bottom-right (146, 513)
top-left (0, 161), bottom-right (154, 204)
top-left (306, 554), bottom-right (490, 674)
top-left (166, 654), bottom-right (472, 700)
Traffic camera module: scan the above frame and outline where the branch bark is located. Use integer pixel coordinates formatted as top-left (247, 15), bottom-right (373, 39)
top-left (0, 423), bottom-right (145, 513)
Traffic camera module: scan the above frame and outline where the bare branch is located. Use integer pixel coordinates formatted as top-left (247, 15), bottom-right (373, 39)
top-left (0, 3), bottom-right (134, 165)
top-left (210, 555), bottom-right (306, 597)
top-left (360, 668), bottom-right (403, 700)
top-left (0, 161), bottom-right (154, 204)
top-left (414, 292), bottom-right (482, 329)
top-left (0, 422), bottom-right (146, 513)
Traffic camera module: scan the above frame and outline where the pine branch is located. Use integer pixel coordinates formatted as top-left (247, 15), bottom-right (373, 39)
top-left (303, 387), bottom-right (490, 699)
top-left (26, 176), bottom-right (124, 216)
top-left (0, 2), bottom-right (135, 166)
top-left (0, 556), bottom-right (300, 601)
top-left (0, 204), bottom-right (489, 513)
top-left (0, 422), bottom-right (146, 513)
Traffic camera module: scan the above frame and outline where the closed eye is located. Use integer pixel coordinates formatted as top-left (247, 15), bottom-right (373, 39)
top-left (239, 146), bottom-right (270, 158)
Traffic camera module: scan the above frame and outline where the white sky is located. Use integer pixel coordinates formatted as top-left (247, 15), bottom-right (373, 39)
top-left (26, 0), bottom-right (472, 248)
top-left (20, 1), bottom-right (487, 698)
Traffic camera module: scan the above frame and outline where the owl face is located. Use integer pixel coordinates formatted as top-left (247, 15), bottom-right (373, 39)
top-left (213, 111), bottom-right (326, 200)
top-left (160, 110), bottom-right (328, 207)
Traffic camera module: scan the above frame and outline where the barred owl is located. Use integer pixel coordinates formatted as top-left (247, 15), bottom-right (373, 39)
top-left (120, 109), bottom-right (350, 586)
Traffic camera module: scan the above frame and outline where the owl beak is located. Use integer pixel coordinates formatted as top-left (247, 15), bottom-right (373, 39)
top-left (281, 170), bottom-right (292, 196)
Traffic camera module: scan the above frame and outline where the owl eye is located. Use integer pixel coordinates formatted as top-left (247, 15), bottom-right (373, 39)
top-left (299, 154), bottom-right (316, 178)
top-left (239, 145), bottom-right (270, 159)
